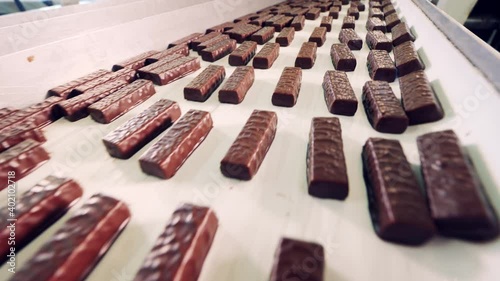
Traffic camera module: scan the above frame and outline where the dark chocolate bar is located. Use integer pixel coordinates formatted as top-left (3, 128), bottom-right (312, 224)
top-left (330, 43), bottom-right (357, 72)
top-left (206, 22), bottom-right (235, 33)
top-left (112, 50), bottom-right (159, 71)
top-left (276, 27), bottom-right (295, 47)
top-left (385, 13), bottom-right (401, 31)
top-left (272, 67), bottom-right (302, 107)
top-left (369, 7), bottom-right (384, 19)
top-left (362, 138), bottom-right (435, 245)
top-left (196, 34), bottom-right (230, 52)
top-left (0, 96), bottom-right (62, 132)
top-left (137, 56), bottom-right (201, 85)
top-left (348, 7), bottom-right (360, 19)
top-left (318, 2), bottom-right (332, 12)
top-left (264, 14), bottom-right (284, 26)
top-left (191, 32), bottom-right (223, 49)
top-left (137, 53), bottom-right (183, 78)
top-left (69, 68), bottom-right (135, 98)
top-left (219, 66), bottom-right (255, 104)
top-left (309, 27), bottom-right (327, 47)
top-left (250, 14), bottom-right (274, 26)
top-left (250, 26), bottom-right (276, 44)
top-left (253, 42), bottom-right (280, 69)
top-left (366, 17), bottom-right (387, 33)
top-left (381, 0), bottom-right (393, 8)
top-left (0, 122), bottom-right (46, 153)
top-left (322, 70), bottom-right (358, 116)
top-left (367, 50), bottom-right (397, 82)
top-left (329, 6), bottom-right (340, 18)
top-left (394, 41), bottom-right (424, 76)
top-left (103, 99), bottom-right (181, 159)
top-left (366, 30), bottom-right (393, 52)
top-left (144, 44), bottom-right (189, 65)
top-left (234, 13), bottom-right (259, 23)
top-left (417, 130), bottom-right (499, 240)
top-left (295, 42), bottom-right (317, 69)
top-left (320, 16), bottom-right (333, 32)
top-left (383, 4), bottom-right (396, 16)
top-left (392, 22), bottom-right (415, 46)
top-left (225, 24), bottom-right (261, 43)
top-left (200, 39), bottom-right (237, 62)
top-left (332, 0), bottom-right (342, 8)
top-left (220, 110), bottom-right (277, 180)
top-left (228, 41), bottom-right (257, 66)
top-left (290, 15), bottom-right (305, 31)
top-left (47, 69), bottom-right (111, 99)
top-left (273, 16), bottom-right (293, 32)
top-left (139, 110), bottom-right (213, 179)
top-left (351, 1), bottom-right (366, 11)
top-left (305, 7), bottom-right (321, 20)
top-left (168, 32), bottom-right (203, 49)
top-left (342, 16), bottom-right (356, 29)
top-left (339, 28), bottom-right (363, 50)
top-left (184, 65), bottom-right (226, 102)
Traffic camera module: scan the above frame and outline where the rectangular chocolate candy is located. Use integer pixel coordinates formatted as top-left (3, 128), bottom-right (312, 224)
top-left (0, 122), bottom-right (46, 153)
top-left (319, 16), bottom-right (333, 32)
top-left (219, 66), bottom-right (255, 104)
top-left (9, 194), bottom-right (131, 281)
top-left (103, 99), bottom-right (181, 159)
top-left (250, 26), bottom-right (275, 44)
top-left (342, 16), bottom-right (356, 29)
top-left (366, 17), bottom-right (387, 33)
top-left (112, 50), bottom-right (159, 71)
top-left (385, 13), bottom-right (401, 31)
top-left (229, 41), bottom-right (257, 66)
top-left (290, 15), bottom-right (305, 31)
top-left (195, 34), bottom-right (230, 52)
top-left (200, 39), bottom-right (237, 62)
top-left (272, 67), bottom-right (302, 107)
top-left (351, 0), bottom-right (366, 11)
top-left (168, 32), bottom-right (203, 49)
top-left (330, 43), bottom-right (357, 71)
top-left (417, 130), bottom-right (499, 240)
top-left (206, 22), bottom-right (235, 33)
top-left (369, 7), bottom-right (384, 19)
top-left (220, 110), bottom-right (277, 180)
top-left (348, 7), bottom-right (360, 19)
top-left (0, 140), bottom-right (49, 191)
top-left (144, 44), bottom-right (189, 65)
top-left (88, 79), bottom-right (156, 124)
top-left (47, 69), bottom-right (111, 99)
top-left (69, 68), bottom-right (135, 98)
top-left (307, 117), bottom-right (349, 199)
top-left (399, 70), bottom-right (443, 124)
top-left (184, 65), bottom-right (226, 102)
top-left (305, 7), bottom-right (321, 20)
top-left (191, 32), bottom-right (223, 49)
top-left (273, 16), bottom-right (293, 32)
top-left (383, 4), bottom-right (396, 16)
top-left (394, 41), bottom-right (424, 76)
top-left (132, 204), bottom-right (218, 281)
top-left (225, 24), bottom-right (261, 43)
top-left (276, 27), bottom-right (295, 47)
top-left (366, 30), bottom-right (393, 52)
top-left (0, 175), bottom-right (83, 263)
top-left (392, 22), bottom-right (415, 46)
top-left (253, 42), bottom-right (280, 69)
top-left (362, 81), bottom-right (408, 134)
top-left (309, 27), bottom-right (327, 47)
top-left (138, 56), bottom-right (201, 85)
top-left (367, 50), bottom-right (396, 82)
top-left (295, 42), bottom-right (317, 69)
top-left (322, 70), bottom-right (358, 116)
top-left (362, 138), bottom-right (435, 245)
top-left (0, 96), bottom-right (62, 132)
top-left (139, 110), bottom-right (213, 179)
top-left (264, 15), bottom-right (284, 26)
top-left (250, 14), bottom-right (273, 26)
top-left (329, 6), bottom-right (340, 19)
top-left (339, 28), bottom-right (363, 50)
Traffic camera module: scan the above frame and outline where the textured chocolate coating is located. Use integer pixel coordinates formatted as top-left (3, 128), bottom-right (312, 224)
top-left (275, 27), bottom-right (295, 47)
top-left (103, 99), bottom-right (181, 159)
top-left (133, 204), bottom-right (218, 281)
top-left (295, 42), bottom-right (317, 69)
top-left (253, 42), bottom-right (280, 69)
top-left (69, 68), bottom-right (134, 98)
top-left (144, 44), bottom-right (189, 65)
top-left (47, 69), bottom-right (111, 99)
top-left (272, 16), bottom-right (293, 32)
top-left (362, 138), bottom-right (435, 245)
top-left (394, 41), bottom-right (424, 76)
top-left (348, 7), bottom-right (360, 19)
top-left (219, 66), bottom-right (255, 104)
top-left (184, 65), bottom-right (226, 102)
top-left (168, 32), bottom-right (203, 49)
top-left (351, 1), bottom-right (366, 11)
top-left (206, 22), bottom-right (235, 33)
top-left (339, 28), bottom-right (363, 50)
top-left (322, 70), bottom-right (358, 116)
top-left (330, 43), bottom-right (357, 71)
top-left (229, 41), bottom-right (257, 66)
top-left (0, 107), bottom-right (17, 118)
top-left (366, 17), bottom-right (387, 33)
top-left (0, 122), bottom-right (46, 153)
top-left (191, 32), bottom-right (223, 49)
top-left (264, 15), bottom-right (284, 26)
top-left (88, 79), bottom-right (156, 124)
top-left (392, 22), bottom-right (415, 46)
top-left (0, 96), bottom-right (62, 132)
top-left (342, 16), bottom-right (356, 29)
top-left (329, 6), bottom-right (340, 18)
top-left (305, 7), bottom-right (321, 20)
top-left (234, 13), bottom-right (259, 23)
top-left (0, 175), bottom-right (83, 262)
top-left (272, 67), bottom-right (302, 107)
top-left (369, 7), bottom-right (384, 19)
top-left (139, 110), bottom-right (213, 179)
top-left (289, 7), bottom-right (309, 16)
top-left (195, 34), bottom-right (230, 52)
top-left (221, 110), bottom-right (277, 180)
top-left (385, 13), bottom-right (401, 31)
top-left (366, 30), bottom-right (393, 52)
top-left (417, 130), bottom-right (499, 240)
top-left (399, 70), bottom-right (443, 125)
top-left (138, 56), bottom-right (201, 86)
top-left (9, 194), bottom-right (131, 281)
top-left (367, 50), bottom-right (396, 82)
top-left (290, 15), bottom-right (305, 31)
top-left (200, 39), bottom-right (237, 62)
top-left (226, 24), bottom-right (261, 43)
top-left (112, 50), bottom-right (159, 72)
top-left (250, 14), bottom-right (274, 26)
top-left (362, 81), bottom-right (408, 134)
top-left (309, 27), bottom-right (327, 47)
top-left (138, 54), bottom-right (184, 75)
top-left (332, 0), bottom-right (342, 8)
top-left (250, 26), bottom-right (276, 44)
top-left (0, 140), bottom-right (49, 191)
top-left (383, 4), bottom-right (396, 16)
top-left (320, 16), bottom-right (333, 32)
top-left (307, 117), bottom-right (349, 200)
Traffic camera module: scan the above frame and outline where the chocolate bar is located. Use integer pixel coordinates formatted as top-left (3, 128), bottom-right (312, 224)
top-left (342, 16), bottom-right (356, 29)
top-left (348, 7), bottom-right (360, 19)
top-left (138, 53), bottom-right (183, 76)
top-left (250, 26), bottom-right (275, 44)
top-left (88, 79), bottom-right (156, 124)
top-left (0, 175), bottom-right (83, 263)
top-left (381, 0), bottom-right (393, 8)
top-left (196, 34), bottom-right (230, 52)
top-left (367, 50), bottom-right (397, 82)
top-left (144, 44), bottom-right (189, 65)
top-left (228, 41), bottom-right (257, 66)
top-left (392, 22), bottom-right (415, 46)
top-left (290, 15), bottom-right (305, 31)
top-left (351, 0), bottom-right (366, 11)
top-left (369, 7), bottom-right (384, 19)
top-left (220, 110), bottom-right (277, 180)
top-left (0, 123), bottom-right (46, 153)
top-left (0, 107), bottom-right (17, 119)
top-left (370, 1), bottom-right (382, 8)
top-left (0, 96), bottom-right (62, 132)
top-left (272, 67), bottom-right (302, 107)
top-left (219, 66), bottom-right (255, 104)
top-left (362, 138), bottom-right (435, 244)
top-left (200, 39), bottom-right (237, 62)
top-left (132, 204), bottom-right (218, 281)
top-left (383, 4), bottom-right (396, 16)
top-left (264, 15), bottom-right (284, 26)
top-left (112, 50), bottom-right (159, 71)
top-left (138, 56), bottom-right (201, 85)
top-left (305, 7), bottom-right (321, 20)
top-left (320, 16), bottom-right (333, 32)
top-left (253, 42), bottom-right (280, 69)
top-left (330, 43), bottom-right (357, 71)
top-left (394, 41), bottom-right (424, 76)
top-left (10, 194), bottom-right (131, 281)
top-left (339, 28), bottom-right (363, 50)
top-left (329, 6), bottom-right (340, 18)
top-left (276, 27), bottom-right (295, 47)
top-left (385, 13), bottom-right (401, 31)
top-left (103, 99), bottom-right (181, 159)
top-left (250, 14), bottom-right (273, 26)
top-left (295, 42), bottom-right (317, 69)
top-left (332, 0), bottom-right (342, 9)
top-left (273, 16), bottom-right (293, 32)
top-left (184, 65), bottom-right (226, 102)
top-left (366, 30), bottom-right (393, 52)
top-left (290, 7), bottom-right (309, 16)
top-left (139, 110), bottom-right (213, 179)
top-left (366, 17), bottom-right (387, 33)
top-left (168, 32), bottom-right (203, 49)
top-left (206, 22), bottom-right (235, 33)
top-left (191, 32), bottom-right (222, 49)
top-left (322, 70), bottom-right (358, 116)
top-left (417, 130), bottom-right (499, 240)
top-left (399, 70), bottom-right (444, 124)
top-left (362, 81), bottom-right (408, 133)
top-left (47, 69), bottom-right (111, 99)
top-left (69, 68), bottom-right (134, 98)
top-left (318, 3), bottom-right (332, 12)
top-left (309, 27), bottom-right (327, 47)
top-left (226, 24), bottom-right (261, 43)
top-left (0, 140), bottom-right (49, 191)
top-left (234, 13), bottom-right (259, 23)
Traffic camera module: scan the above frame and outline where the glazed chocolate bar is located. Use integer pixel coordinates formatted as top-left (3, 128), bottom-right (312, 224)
top-left (250, 14), bottom-right (274, 26)
top-left (367, 50), bottom-right (397, 82)
top-left (103, 99), bottom-right (181, 159)
top-left (138, 56), bottom-right (201, 85)
top-left (332, 0), bottom-right (342, 9)
top-left (366, 17), bottom-right (387, 33)
top-left (272, 67), bottom-right (302, 107)
top-left (362, 81), bottom-right (408, 133)
top-left (276, 27), bottom-right (295, 47)
top-left (339, 28), bottom-right (363, 50)
top-left (112, 50), bottom-right (159, 71)
top-left (273, 16), bottom-right (293, 32)
top-left (322, 70), bottom-right (358, 116)
top-left (10, 194), bottom-right (131, 281)
top-left (88, 79), bottom-right (156, 124)
top-left (0, 175), bottom-right (83, 262)
top-left (264, 15), bottom-right (284, 26)
top-left (200, 39), bottom-right (237, 62)
top-left (226, 24), bottom-right (261, 43)
top-left (47, 69), bottom-right (111, 98)
top-left (417, 130), bottom-right (499, 240)
top-left (385, 13), bottom-right (401, 31)
top-left (220, 110), bottom-right (277, 180)
top-left (348, 7), bottom-right (360, 19)
top-left (290, 7), bottom-right (309, 16)
top-left (381, 0), bottom-right (393, 8)
top-left (0, 140), bottom-right (49, 191)
top-left (0, 123), bottom-right (46, 153)
top-left (342, 16), bottom-right (356, 29)
top-left (144, 44), bottom-right (189, 65)
top-left (394, 41), bottom-right (424, 76)
top-left (369, 7), bottom-right (384, 19)
top-left (362, 138), bottom-right (435, 245)
top-left (228, 41), bottom-right (257, 66)
top-left (0, 96), bottom-right (62, 131)
top-left (219, 66), bottom-right (255, 104)
top-left (295, 42), bottom-right (317, 69)
top-left (196, 34), bottom-right (230, 52)
top-left (307, 117), bottom-right (349, 199)
top-left (366, 30), bottom-right (393, 52)
top-left (191, 32), bottom-right (223, 49)
top-left (330, 43), bottom-right (357, 71)
top-left (290, 15), bottom-right (305, 31)
top-left (318, 3), bottom-right (332, 12)
top-left (320, 16), bottom-right (333, 32)
top-left (69, 68), bottom-right (135, 98)
top-left (305, 7), bottom-right (321, 20)
top-left (137, 53), bottom-right (183, 76)
top-left (132, 204), bottom-right (218, 281)
top-left (139, 110), bottom-right (213, 179)
top-left (399, 70), bottom-right (444, 124)
top-left (253, 42), bottom-right (280, 69)
top-left (0, 107), bottom-right (17, 118)
top-left (206, 22), bottom-right (235, 33)
top-left (184, 65), bottom-right (226, 102)
top-left (352, 0), bottom-right (366, 11)
top-left (392, 22), bottom-right (415, 46)
top-left (234, 13), bottom-right (259, 23)
top-left (168, 32), bottom-right (203, 49)
top-left (250, 26), bottom-right (275, 44)
top-left (309, 27), bottom-right (327, 47)
top-left (329, 6), bottom-right (340, 18)
top-left (383, 4), bottom-right (396, 16)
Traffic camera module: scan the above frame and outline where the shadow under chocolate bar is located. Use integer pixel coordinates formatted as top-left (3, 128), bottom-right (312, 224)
top-left (218, 66), bottom-right (255, 104)
top-left (47, 69), bottom-right (111, 99)
top-left (184, 65), bottom-right (226, 102)
top-left (112, 50), bottom-right (159, 72)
